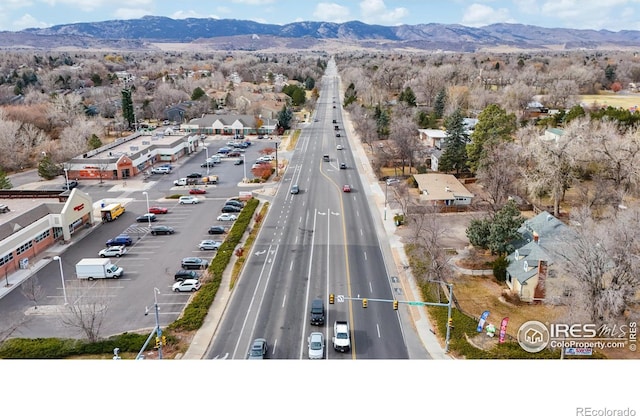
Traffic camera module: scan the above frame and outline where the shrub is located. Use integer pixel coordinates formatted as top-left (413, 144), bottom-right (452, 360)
top-left (492, 255), bottom-right (509, 282)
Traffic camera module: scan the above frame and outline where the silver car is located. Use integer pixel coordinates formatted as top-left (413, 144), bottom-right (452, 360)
top-left (308, 332), bottom-right (324, 359)
top-left (198, 240), bottom-right (221, 250)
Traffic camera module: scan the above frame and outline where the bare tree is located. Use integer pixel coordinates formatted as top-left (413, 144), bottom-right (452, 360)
top-left (0, 311), bottom-right (32, 345)
top-left (554, 206), bottom-right (640, 324)
top-left (59, 283), bottom-right (112, 343)
top-left (20, 276), bottom-right (45, 310)
top-left (476, 141), bottom-right (520, 214)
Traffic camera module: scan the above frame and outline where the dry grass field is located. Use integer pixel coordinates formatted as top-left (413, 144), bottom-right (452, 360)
top-left (580, 92), bottom-right (640, 109)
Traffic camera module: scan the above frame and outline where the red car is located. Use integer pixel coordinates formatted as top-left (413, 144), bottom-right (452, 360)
top-left (189, 188), bottom-right (207, 195)
top-left (148, 206), bottom-right (168, 214)
top-left (343, 184), bottom-right (351, 193)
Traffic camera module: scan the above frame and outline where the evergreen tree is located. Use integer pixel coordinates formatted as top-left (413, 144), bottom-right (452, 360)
top-left (121, 88), bottom-right (134, 129)
top-left (438, 109), bottom-right (469, 174)
top-left (433, 88), bottom-right (447, 119)
top-left (276, 105), bottom-right (293, 130)
top-left (466, 104), bottom-right (517, 173)
top-left (399, 86), bottom-right (416, 107)
top-left (374, 104), bottom-right (390, 138)
top-left (487, 200), bottom-right (525, 255)
top-left (563, 105), bottom-right (586, 125)
top-left (0, 168), bottom-right (12, 189)
top-left (88, 134), bottom-right (102, 150)
top-left (191, 87), bottom-right (206, 100)
top-left (343, 82), bottom-right (357, 106)
top-left (38, 156), bottom-right (61, 180)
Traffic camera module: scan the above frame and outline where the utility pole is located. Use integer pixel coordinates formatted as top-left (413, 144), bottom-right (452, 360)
top-left (275, 142), bottom-right (279, 177)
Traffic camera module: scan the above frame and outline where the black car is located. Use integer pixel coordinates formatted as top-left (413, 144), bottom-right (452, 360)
top-left (62, 180), bottom-right (79, 190)
top-left (174, 269), bottom-right (199, 281)
top-left (208, 226), bottom-right (226, 235)
top-left (186, 172), bottom-right (202, 178)
top-left (224, 200), bottom-right (244, 208)
top-left (150, 225), bottom-right (175, 235)
top-left (136, 213), bottom-right (157, 222)
top-left (340, 163), bottom-right (347, 169)
top-left (201, 161), bottom-right (216, 168)
top-left (181, 257), bottom-right (209, 270)
top-left (221, 205), bottom-right (242, 213)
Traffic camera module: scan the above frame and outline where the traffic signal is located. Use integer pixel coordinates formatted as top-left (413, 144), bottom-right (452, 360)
top-left (329, 293), bottom-right (335, 304)
top-left (155, 336), bottom-right (160, 348)
top-left (393, 300), bottom-right (399, 310)
top-left (448, 318), bottom-right (454, 328)
top-left (362, 298), bottom-right (368, 308)
top-left (162, 336), bottom-right (167, 346)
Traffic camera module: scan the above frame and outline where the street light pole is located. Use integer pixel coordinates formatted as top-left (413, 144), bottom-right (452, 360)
top-left (153, 287), bottom-right (163, 359)
top-left (384, 180), bottom-right (388, 220)
top-left (52, 256), bottom-right (68, 305)
top-left (275, 142), bottom-right (279, 177)
top-left (445, 283), bottom-right (453, 353)
top-left (142, 191), bottom-right (150, 228)
top-left (63, 168), bottom-right (69, 189)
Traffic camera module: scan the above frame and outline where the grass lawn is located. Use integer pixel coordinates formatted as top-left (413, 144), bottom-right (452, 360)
top-left (580, 92), bottom-right (640, 109)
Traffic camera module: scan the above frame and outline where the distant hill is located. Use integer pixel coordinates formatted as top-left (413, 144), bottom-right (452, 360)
top-left (0, 16), bottom-right (638, 52)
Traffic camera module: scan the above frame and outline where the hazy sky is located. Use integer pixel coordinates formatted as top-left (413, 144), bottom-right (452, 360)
top-left (1, 0), bottom-right (638, 32)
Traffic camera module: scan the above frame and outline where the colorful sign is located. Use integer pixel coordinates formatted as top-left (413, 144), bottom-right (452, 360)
top-left (477, 310), bottom-right (490, 332)
top-left (499, 317), bottom-right (509, 344)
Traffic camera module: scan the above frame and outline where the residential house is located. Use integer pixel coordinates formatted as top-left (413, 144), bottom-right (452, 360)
top-left (541, 128), bottom-right (565, 143)
top-left (505, 211), bottom-right (572, 303)
top-left (412, 173), bottom-right (474, 206)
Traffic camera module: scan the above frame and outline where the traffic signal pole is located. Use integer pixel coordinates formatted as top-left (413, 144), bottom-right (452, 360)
top-left (333, 283), bottom-right (454, 354)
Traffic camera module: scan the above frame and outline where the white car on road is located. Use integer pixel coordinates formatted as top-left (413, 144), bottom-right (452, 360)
top-left (198, 240), bottom-right (222, 250)
top-left (179, 196), bottom-right (200, 204)
top-left (217, 213), bottom-right (237, 221)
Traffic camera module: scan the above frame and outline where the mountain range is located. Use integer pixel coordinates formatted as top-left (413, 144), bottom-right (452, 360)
top-left (1, 16), bottom-right (639, 52)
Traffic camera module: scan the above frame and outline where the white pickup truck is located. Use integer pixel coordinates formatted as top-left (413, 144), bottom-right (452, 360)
top-left (332, 320), bottom-right (351, 352)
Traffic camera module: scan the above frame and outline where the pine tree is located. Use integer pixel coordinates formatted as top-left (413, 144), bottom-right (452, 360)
top-left (0, 168), bottom-right (12, 189)
top-left (466, 104), bottom-right (516, 173)
top-left (438, 108), bottom-right (469, 174)
top-left (433, 88), bottom-right (447, 119)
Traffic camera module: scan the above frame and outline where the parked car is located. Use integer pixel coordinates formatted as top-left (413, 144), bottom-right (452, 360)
top-left (179, 196), bottom-right (200, 204)
top-left (343, 184), bottom-right (351, 193)
top-left (340, 163), bottom-right (347, 170)
top-left (221, 205), bottom-right (242, 213)
top-left (136, 213), bottom-right (157, 222)
top-left (386, 177), bottom-right (401, 185)
top-left (208, 225), bottom-right (226, 235)
top-left (181, 257), bottom-right (209, 270)
top-left (186, 172), bottom-right (202, 178)
top-left (174, 269), bottom-right (199, 281)
top-left (217, 147), bottom-right (232, 154)
top-left (227, 151), bottom-right (241, 158)
top-left (336, 133), bottom-right (341, 137)
top-left (106, 234), bottom-right (133, 247)
top-left (201, 161), bottom-right (217, 168)
top-left (291, 184), bottom-right (299, 194)
top-left (189, 188), bottom-right (206, 194)
top-left (150, 225), bottom-right (175, 235)
top-left (198, 240), bottom-right (222, 251)
top-left (308, 332), bottom-right (324, 359)
top-left (151, 166), bottom-right (171, 174)
top-left (224, 200), bottom-right (244, 208)
top-left (217, 213), bottom-right (237, 221)
top-left (247, 338), bottom-right (268, 359)
top-left (62, 180), bottom-right (79, 190)
top-left (172, 279), bottom-right (201, 292)
top-left (98, 245), bottom-right (127, 258)
top-left (148, 206), bottom-right (168, 214)
top-left (234, 158), bottom-right (244, 165)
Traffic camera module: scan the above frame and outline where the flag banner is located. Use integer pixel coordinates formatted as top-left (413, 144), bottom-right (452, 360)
top-left (499, 317), bottom-right (509, 344)
top-left (477, 310), bottom-right (490, 332)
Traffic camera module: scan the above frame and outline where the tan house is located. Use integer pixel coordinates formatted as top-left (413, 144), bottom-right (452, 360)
top-left (413, 173), bottom-right (474, 206)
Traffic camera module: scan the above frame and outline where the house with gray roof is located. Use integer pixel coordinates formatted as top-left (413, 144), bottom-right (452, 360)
top-left (505, 211), bottom-right (573, 302)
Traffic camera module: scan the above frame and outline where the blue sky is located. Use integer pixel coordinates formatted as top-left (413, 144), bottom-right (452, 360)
top-left (1, 0), bottom-right (639, 32)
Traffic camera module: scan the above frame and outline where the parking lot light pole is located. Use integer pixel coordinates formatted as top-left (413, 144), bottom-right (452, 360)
top-left (242, 153), bottom-right (247, 182)
top-left (52, 256), bottom-right (68, 305)
top-left (63, 167), bottom-right (69, 189)
top-left (205, 145), bottom-right (209, 175)
top-left (142, 191), bottom-right (151, 228)
top-left (275, 142), bottom-right (279, 177)
top-left (384, 180), bottom-right (388, 220)
top-left (153, 287), bottom-right (162, 359)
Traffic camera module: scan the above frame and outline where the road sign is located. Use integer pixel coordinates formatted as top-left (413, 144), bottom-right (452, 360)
top-left (407, 301), bottom-right (423, 306)
top-left (337, 295), bottom-right (345, 303)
